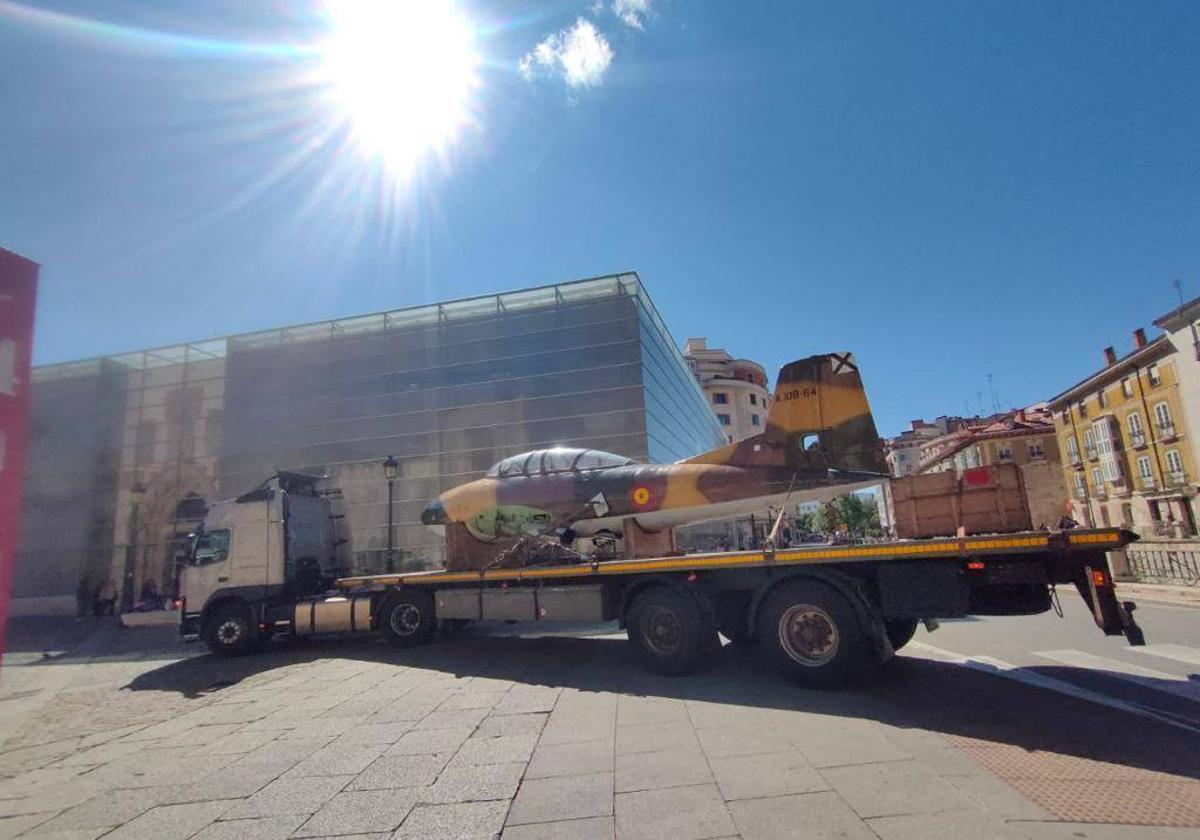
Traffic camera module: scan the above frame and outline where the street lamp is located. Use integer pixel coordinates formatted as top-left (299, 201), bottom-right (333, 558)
top-left (122, 481), bottom-right (147, 612)
top-left (382, 456), bottom-right (398, 572)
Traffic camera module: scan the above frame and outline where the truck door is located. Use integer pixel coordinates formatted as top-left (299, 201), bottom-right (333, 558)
top-left (182, 527), bottom-right (232, 612)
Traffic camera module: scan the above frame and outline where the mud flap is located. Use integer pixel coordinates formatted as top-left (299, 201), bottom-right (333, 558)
top-left (1076, 562), bottom-right (1146, 646)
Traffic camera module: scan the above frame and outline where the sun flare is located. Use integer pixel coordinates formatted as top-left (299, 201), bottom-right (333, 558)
top-left (320, 1), bottom-right (480, 177)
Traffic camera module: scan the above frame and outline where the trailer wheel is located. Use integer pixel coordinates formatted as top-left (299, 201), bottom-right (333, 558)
top-left (757, 579), bottom-right (871, 686)
top-left (379, 591), bottom-right (435, 647)
top-left (204, 603), bottom-right (263, 656)
top-left (884, 618), bottom-right (919, 652)
top-left (627, 587), bottom-right (713, 675)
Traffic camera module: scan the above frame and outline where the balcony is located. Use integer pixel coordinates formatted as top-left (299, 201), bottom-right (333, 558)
top-left (1130, 431), bottom-right (1147, 448)
top-left (1168, 470), bottom-right (1188, 487)
top-left (1141, 474), bottom-right (1156, 490)
top-left (1158, 423), bottom-right (1178, 440)
top-left (1073, 487), bottom-right (1088, 500)
top-left (1085, 445), bottom-right (1098, 460)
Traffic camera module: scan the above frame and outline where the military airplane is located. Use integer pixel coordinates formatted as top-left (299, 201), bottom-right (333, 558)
top-left (419, 352), bottom-right (888, 548)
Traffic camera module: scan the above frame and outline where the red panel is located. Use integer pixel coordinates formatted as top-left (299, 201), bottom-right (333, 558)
top-left (0, 250), bottom-right (38, 659)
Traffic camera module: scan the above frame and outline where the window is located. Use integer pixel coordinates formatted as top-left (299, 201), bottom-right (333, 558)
top-left (1079, 400), bottom-right (1088, 417)
top-left (1128, 412), bottom-right (1144, 445)
top-left (1093, 417), bottom-right (1123, 481)
top-left (712, 393), bottom-right (728, 404)
top-left (1137, 455), bottom-right (1154, 488)
top-left (996, 445), bottom-right (1013, 462)
top-left (1091, 466), bottom-right (1103, 491)
top-left (1083, 427), bottom-right (1096, 458)
top-left (1027, 441), bottom-right (1044, 459)
top-left (1166, 449), bottom-right (1185, 483)
top-left (1121, 378), bottom-right (1133, 398)
top-left (717, 413), bottom-right (731, 426)
top-left (749, 394), bottom-right (756, 406)
top-left (1073, 473), bottom-right (1086, 495)
top-left (1065, 436), bottom-right (1079, 462)
top-left (1097, 389), bottom-right (1108, 409)
top-left (751, 414), bottom-right (761, 427)
top-left (192, 529), bottom-right (230, 565)
top-left (1148, 363), bottom-right (1160, 386)
top-left (1154, 402), bottom-right (1174, 435)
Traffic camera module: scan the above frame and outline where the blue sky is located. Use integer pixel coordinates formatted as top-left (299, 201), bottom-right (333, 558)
top-left (2, 0), bottom-right (1198, 437)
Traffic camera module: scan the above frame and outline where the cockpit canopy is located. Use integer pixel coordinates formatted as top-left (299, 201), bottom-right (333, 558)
top-left (486, 447), bottom-right (634, 478)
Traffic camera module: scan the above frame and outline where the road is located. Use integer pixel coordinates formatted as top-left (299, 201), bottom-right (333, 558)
top-left (0, 602), bottom-right (1197, 840)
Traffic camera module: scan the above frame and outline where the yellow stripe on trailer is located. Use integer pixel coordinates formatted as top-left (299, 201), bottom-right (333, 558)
top-left (334, 528), bottom-right (1133, 591)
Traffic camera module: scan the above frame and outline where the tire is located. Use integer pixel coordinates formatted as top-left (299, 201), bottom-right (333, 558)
top-left (884, 618), bottom-right (919, 652)
top-left (626, 586), bottom-right (715, 675)
top-left (204, 603), bottom-right (263, 656)
top-left (378, 591), bottom-right (436, 647)
top-left (757, 579), bottom-right (873, 686)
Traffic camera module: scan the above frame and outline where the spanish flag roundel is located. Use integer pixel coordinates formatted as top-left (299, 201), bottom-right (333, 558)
top-left (631, 485), bottom-right (653, 508)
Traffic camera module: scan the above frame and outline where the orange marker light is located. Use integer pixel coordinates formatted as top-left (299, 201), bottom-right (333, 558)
top-left (1091, 570), bottom-right (1110, 587)
top-left (966, 561), bottom-right (986, 571)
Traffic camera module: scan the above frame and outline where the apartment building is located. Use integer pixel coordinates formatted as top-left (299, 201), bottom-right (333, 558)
top-left (1047, 329), bottom-right (1196, 535)
top-left (681, 338), bottom-right (771, 444)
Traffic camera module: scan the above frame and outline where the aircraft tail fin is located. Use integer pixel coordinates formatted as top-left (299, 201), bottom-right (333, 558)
top-left (683, 352), bottom-right (887, 475)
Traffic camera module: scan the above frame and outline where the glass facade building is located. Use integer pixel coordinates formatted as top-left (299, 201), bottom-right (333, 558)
top-left (15, 273), bottom-right (723, 613)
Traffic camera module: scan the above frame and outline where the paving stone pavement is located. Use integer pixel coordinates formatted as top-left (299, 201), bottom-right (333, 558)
top-left (1, 623), bottom-right (1198, 839)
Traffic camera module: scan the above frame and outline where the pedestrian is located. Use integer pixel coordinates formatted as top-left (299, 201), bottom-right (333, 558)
top-left (94, 579), bottom-right (117, 616)
top-left (139, 578), bottom-right (162, 611)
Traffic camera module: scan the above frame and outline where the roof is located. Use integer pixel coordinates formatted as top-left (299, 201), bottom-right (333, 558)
top-left (916, 406), bottom-right (1055, 470)
top-left (1154, 294), bottom-right (1200, 332)
top-left (1046, 336), bottom-right (1171, 407)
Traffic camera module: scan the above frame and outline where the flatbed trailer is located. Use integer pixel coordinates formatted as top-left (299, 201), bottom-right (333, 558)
top-left (311, 527), bottom-right (1143, 684)
top-left (178, 477), bottom-right (1142, 683)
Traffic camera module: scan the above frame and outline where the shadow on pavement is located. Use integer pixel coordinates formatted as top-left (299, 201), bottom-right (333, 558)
top-left (119, 627), bottom-right (1200, 785)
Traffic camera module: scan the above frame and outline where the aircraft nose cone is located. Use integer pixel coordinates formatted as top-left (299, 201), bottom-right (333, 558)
top-left (421, 498), bottom-right (447, 526)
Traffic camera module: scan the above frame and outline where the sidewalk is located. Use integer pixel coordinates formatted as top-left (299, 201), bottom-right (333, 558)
top-left (1115, 581), bottom-right (1200, 607)
top-left (1, 625), bottom-right (1198, 838)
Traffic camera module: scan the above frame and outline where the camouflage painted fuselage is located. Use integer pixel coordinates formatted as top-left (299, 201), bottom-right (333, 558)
top-left (422, 460), bottom-right (868, 540)
top-left (420, 351), bottom-right (888, 541)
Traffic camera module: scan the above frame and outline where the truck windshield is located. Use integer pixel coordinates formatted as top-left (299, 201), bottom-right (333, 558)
top-left (191, 529), bottom-right (230, 565)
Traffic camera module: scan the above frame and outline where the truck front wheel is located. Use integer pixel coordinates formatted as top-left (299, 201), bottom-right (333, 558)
top-left (204, 603), bottom-right (263, 656)
top-left (379, 591), bottom-right (435, 647)
top-left (627, 587), bottom-right (715, 675)
top-left (757, 579), bottom-right (872, 687)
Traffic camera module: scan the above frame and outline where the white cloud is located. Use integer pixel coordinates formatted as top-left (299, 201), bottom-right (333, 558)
top-left (612, 0), bottom-right (650, 29)
top-left (519, 18), bottom-right (614, 88)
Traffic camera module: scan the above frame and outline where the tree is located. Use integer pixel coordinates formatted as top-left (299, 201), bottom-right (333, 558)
top-left (802, 494), bottom-right (881, 538)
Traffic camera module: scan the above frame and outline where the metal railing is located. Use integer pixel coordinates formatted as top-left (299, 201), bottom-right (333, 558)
top-left (1168, 470), bottom-right (1188, 487)
top-left (1126, 548), bottom-right (1200, 586)
top-left (1158, 423), bottom-right (1177, 439)
top-left (1140, 474), bottom-right (1156, 489)
top-left (1130, 432), bottom-right (1147, 448)
top-left (1085, 445), bottom-right (1098, 459)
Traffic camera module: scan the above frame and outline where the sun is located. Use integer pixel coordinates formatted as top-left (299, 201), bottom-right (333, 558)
top-left (320, 1), bottom-right (480, 177)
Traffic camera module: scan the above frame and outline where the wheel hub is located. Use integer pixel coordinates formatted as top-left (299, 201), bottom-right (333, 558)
top-left (390, 604), bottom-right (421, 636)
top-left (778, 604), bottom-right (839, 666)
top-left (643, 605), bottom-right (683, 655)
top-left (216, 619), bottom-right (243, 645)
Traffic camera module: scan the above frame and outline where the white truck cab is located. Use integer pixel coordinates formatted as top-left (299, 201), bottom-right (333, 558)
top-left (179, 472), bottom-right (353, 653)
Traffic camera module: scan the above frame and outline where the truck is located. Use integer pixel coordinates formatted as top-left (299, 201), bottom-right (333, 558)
top-left (179, 472), bottom-right (1144, 685)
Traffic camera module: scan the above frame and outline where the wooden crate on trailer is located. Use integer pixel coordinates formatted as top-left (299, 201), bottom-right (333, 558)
top-left (891, 464), bottom-right (1031, 539)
